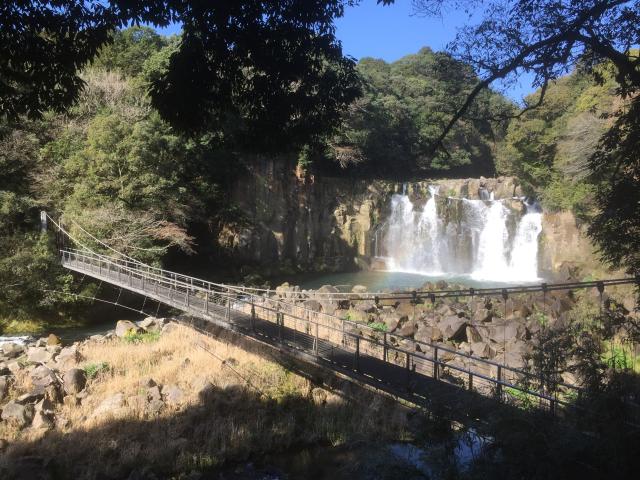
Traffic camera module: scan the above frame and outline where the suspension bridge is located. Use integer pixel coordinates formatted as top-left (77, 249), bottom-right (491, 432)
top-left (46, 213), bottom-right (638, 417)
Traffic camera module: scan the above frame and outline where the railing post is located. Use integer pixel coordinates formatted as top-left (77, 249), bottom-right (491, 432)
top-left (251, 302), bottom-right (256, 331)
top-left (433, 346), bottom-right (439, 380)
top-left (314, 320), bottom-right (319, 356)
top-left (226, 291), bottom-right (231, 321)
top-left (185, 288), bottom-right (189, 307)
top-left (468, 372), bottom-right (473, 391)
top-left (383, 332), bottom-right (388, 362)
top-left (406, 352), bottom-right (411, 389)
top-left (279, 312), bottom-right (284, 343)
top-left (496, 365), bottom-right (503, 401)
top-left (354, 336), bottom-right (360, 372)
top-left (204, 292), bottom-right (209, 314)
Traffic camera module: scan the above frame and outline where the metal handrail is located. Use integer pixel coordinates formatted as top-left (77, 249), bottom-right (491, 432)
top-left (61, 248), bottom-right (583, 408)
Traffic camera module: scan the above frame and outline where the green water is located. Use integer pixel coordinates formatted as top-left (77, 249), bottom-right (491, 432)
top-left (285, 270), bottom-right (540, 292)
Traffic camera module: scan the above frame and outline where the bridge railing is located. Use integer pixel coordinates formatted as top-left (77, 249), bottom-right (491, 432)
top-left (60, 247), bottom-right (588, 414)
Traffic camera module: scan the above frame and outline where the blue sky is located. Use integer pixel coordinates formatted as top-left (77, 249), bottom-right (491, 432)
top-left (335, 0), bottom-right (536, 101)
top-left (156, 1), bottom-right (537, 102)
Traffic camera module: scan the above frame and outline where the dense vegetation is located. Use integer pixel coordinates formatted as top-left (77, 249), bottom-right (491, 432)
top-left (497, 62), bottom-right (620, 218)
top-left (314, 48), bottom-right (513, 177)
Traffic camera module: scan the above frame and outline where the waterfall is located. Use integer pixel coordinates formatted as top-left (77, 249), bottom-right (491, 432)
top-left (382, 189), bottom-right (542, 283)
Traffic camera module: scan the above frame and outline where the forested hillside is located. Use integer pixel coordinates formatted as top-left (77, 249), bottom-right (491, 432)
top-left (497, 62), bottom-right (622, 219)
top-left (320, 48), bottom-right (513, 177)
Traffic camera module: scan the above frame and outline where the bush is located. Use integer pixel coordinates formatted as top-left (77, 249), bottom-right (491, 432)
top-left (123, 330), bottom-right (161, 344)
top-left (83, 361), bottom-right (110, 379)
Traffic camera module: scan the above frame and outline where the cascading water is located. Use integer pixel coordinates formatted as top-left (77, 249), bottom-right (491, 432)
top-left (382, 188), bottom-right (542, 283)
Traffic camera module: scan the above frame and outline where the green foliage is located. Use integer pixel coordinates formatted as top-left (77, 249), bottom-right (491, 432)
top-left (123, 330), bottom-right (161, 344)
top-left (497, 66), bottom-right (617, 218)
top-left (92, 27), bottom-right (168, 77)
top-left (328, 48), bottom-right (513, 176)
top-left (369, 321), bottom-right (388, 332)
top-left (83, 361), bottom-right (110, 379)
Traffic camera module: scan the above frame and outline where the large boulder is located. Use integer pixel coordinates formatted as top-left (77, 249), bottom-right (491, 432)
top-left (317, 285), bottom-right (339, 294)
top-left (56, 345), bottom-right (79, 368)
top-left (26, 347), bottom-right (54, 364)
top-left (472, 308), bottom-right (492, 323)
top-left (1, 342), bottom-right (24, 359)
top-left (353, 300), bottom-right (376, 314)
top-left (381, 313), bottom-right (401, 333)
top-left (93, 393), bottom-right (126, 418)
top-left (1, 401), bottom-right (34, 428)
top-left (351, 285), bottom-right (367, 294)
top-left (115, 320), bottom-right (142, 338)
top-left (63, 368), bottom-right (86, 395)
top-left (439, 315), bottom-right (468, 341)
top-left (138, 317), bottom-right (167, 332)
top-left (397, 319), bottom-right (417, 337)
top-left (46, 334), bottom-right (61, 346)
top-left (302, 299), bottom-right (322, 312)
top-left (31, 365), bottom-right (57, 387)
top-left (414, 325), bottom-right (443, 344)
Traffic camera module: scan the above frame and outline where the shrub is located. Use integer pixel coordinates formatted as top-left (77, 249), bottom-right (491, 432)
top-left (369, 322), bottom-right (388, 332)
top-left (123, 330), bottom-right (161, 344)
top-left (83, 361), bottom-right (110, 379)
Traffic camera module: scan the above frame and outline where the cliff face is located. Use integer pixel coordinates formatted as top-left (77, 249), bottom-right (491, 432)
top-left (219, 159), bottom-right (601, 279)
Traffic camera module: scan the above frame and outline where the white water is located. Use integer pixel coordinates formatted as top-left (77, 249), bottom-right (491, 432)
top-left (383, 189), bottom-right (542, 283)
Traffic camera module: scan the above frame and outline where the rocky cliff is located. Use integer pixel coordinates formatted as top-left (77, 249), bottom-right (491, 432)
top-left (219, 159), bottom-right (602, 280)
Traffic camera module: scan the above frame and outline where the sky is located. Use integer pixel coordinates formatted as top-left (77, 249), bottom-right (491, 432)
top-left (156, 0), bottom-right (538, 102)
top-left (334, 0), bottom-right (537, 102)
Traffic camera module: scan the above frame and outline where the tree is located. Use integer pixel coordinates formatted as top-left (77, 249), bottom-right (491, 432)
top-left (0, 1), bottom-right (390, 151)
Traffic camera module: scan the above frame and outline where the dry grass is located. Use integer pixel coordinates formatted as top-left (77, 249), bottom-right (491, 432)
top-left (1, 324), bottom-right (410, 479)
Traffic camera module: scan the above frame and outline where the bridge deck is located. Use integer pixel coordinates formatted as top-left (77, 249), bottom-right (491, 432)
top-left (60, 250), bottom-right (570, 415)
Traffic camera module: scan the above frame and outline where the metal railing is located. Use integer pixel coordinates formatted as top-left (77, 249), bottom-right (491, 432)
top-left (60, 248), bottom-right (587, 414)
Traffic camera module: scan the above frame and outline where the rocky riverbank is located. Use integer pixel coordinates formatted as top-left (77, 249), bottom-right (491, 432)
top-left (0, 318), bottom-right (412, 479)
top-left (271, 280), bottom-right (637, 383)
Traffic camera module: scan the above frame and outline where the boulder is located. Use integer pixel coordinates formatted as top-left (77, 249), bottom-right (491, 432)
top-left (0, 376), bottom-right (10, 401)
top-left (17, 387), bottom-right (45, 404)
top-left (465, 325), bottom-right (485, 343)
top-left (56, 345), bottom-right (79, 368)
top-left (46, 334), bottom-right (61, 346)
top-left (31, 398), bottom-right (55, 430)
top-left (163, 385), bottom-right (184, 405)
top-left (353, 300), bottom-right (377, 313)
top-left (93, 393), bottom-right (125, 417)
top-left (319, 300), bottom-right (338, 315)
top-left (147, 399), bottom-right (164, 415)
top-left (2, 342), bottom-right (24, 359)
top-left (139, 316), bottom-right (167, 332)
top-left (115, 320), bottom-right (142, 338)
top-left (44, 383), bottom-right (63, 405)
top-left (381, 313), bottom-right (401, 332)
top-left (471, 342), bottom-right (496, 359)
top-left (414, 325), bottom-right (442, 344)
top-left (317, 285), bottom-right (339, 294)
top-left (439, 315), bottom-right (468, 341)
top-left (302, 299), bottom-right (322, 312)
top-left (26, 347), bottom-right (54, 364)
top-left (31, 365), bottom-right (57, 387)
top-left (139, 377), bottom-right (157, 389)
top-left (472, 308), bottom-right (492, 323)
top-left (1, 401), bottom-right (34, 428)
top-left (351, 285), bottom-right (368, 294)
top-left (147, 385), bottom-right (162, 402)
top-left (63, 368), bottom-right (86, 394)
top-left (397, 319), bottom-right (417, 337)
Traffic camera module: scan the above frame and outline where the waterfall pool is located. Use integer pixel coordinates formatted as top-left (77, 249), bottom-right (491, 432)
top-left (284, 270), bottom-right (540, 292)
